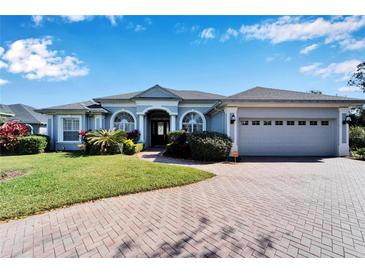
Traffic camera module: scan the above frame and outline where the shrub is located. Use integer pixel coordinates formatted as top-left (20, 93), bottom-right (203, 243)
top-left (0, 121), bottom-right (29, 152)
top-left (164, 130), bottom-right (191, 159)
top-left (16, 135), bottom-right (48, 154)
top-left (127, 129), bottom-right (141, 144)
top-left (34, 134), bottom-right (50, 151)
top-left (123, 139), bottom-right (136, 155)
top-left (352, 147), bottom-right (365, 160)
top-left (135, 143), bottom-right (144, 153)
top-left (188, 131), bottom-right (232, 161)
top-left (85, 129), bottom-right (126, 155)
top-left (349, 126), bottom-right (365, 149)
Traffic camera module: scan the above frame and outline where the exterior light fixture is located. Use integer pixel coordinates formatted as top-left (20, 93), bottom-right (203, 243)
top-left (230, 113), bottom-right (236, 124)
top-left (343, 115), bottom-right (352, 125)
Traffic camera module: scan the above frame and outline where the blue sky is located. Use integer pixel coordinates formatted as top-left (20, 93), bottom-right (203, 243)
top-left (1, 15), bottom-right (365, 108)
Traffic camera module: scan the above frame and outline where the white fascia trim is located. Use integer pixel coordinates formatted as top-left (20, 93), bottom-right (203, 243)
top-left (110, 109), bottom-right (137, 130)
top-left (135, 99), bottom-right (179, 107)
top-left (102, 103), bottom-right (136, 107)
top-left (179, 103), bottom-right (215, 108)
top-left (179, 109), bottom-right (207, 131)
top-left (57, 115), bottom-right (83, 143)
top-left (137, 106), bottom-right (178, 116)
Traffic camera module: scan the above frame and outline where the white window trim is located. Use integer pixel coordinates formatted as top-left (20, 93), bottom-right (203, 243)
top-left (179, 109), bottom-right (206, 132)
top-left (110, 109), bottom-right (137, 130)
top-left (58, 115), bottom-right (82, 143)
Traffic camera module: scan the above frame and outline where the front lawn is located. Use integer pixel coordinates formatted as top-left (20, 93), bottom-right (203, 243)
top-left (0, 152), bottom-right (214, 221)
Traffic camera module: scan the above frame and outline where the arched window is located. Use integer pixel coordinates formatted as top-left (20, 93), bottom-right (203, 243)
top-left (181, 112), bottom-right (204, 133)
top-left (113, 112), bottom-right (135, 132)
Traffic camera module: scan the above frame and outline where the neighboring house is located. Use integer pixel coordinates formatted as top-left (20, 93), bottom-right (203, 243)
top-left (0, 104), bottom-right (15, 122)
top-left (0, 104), bottom-right (48, 134)
top-left (37, 85), bottom-right (365, 156)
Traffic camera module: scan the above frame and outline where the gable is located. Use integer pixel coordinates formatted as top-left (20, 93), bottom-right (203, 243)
top-left (133, 85), bottom-right (181, 99)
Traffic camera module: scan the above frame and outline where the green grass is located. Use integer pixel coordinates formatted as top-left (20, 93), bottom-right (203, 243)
top-left (0, 152), bottom-right (214, 221)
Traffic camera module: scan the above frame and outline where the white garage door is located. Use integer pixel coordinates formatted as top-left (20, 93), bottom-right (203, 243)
top-left (238, 119), bottom-right (336, 156)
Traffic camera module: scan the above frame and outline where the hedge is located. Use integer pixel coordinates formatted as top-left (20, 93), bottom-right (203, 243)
top-left (188, 131), bottom-right (232, 161)
top-left (164, 130), bottom-right (190, 159)
top-left (16, 135), bottom-right (48, 154)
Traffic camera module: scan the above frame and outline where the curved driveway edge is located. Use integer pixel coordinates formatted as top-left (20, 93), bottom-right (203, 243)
top-left (1, 152), bottom-right (365, 257)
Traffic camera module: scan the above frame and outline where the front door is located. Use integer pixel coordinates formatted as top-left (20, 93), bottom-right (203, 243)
top-left (151, 120), bottom-right (170, 146)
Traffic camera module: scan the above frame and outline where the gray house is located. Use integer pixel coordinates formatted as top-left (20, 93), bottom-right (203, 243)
top-left (37, 85), bottom-right (365, 156)
top-left (0, 104), bottom-right (48, 134)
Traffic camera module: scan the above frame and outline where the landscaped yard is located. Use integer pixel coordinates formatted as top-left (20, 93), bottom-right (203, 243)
top-left (0, 152), bottom-right (213, 221)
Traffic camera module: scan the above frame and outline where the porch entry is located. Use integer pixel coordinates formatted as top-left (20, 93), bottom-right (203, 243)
top-left (151, 120), bottom-right (170, 146)
top-left (148, 110), bottom-right (170, 147)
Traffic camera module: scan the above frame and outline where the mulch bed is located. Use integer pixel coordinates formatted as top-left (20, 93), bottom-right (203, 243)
top-left (0, 170), bottom-right (25, 183)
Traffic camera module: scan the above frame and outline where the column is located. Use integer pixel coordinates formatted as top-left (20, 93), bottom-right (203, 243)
top-left (338, 108), bottom-right (350, 156)
top-left (138, 114), bottom-right (145, 143)
top-left (170, 115), bottom-right (177, 132)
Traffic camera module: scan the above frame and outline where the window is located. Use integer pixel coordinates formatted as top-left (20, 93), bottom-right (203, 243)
top-left (241, 121), bottom-right (249, 126)
top-left (263, 121), bottom-right (272, 126)
top-left (114, 112), bottom-right (135, 132)
top-left (287, 121), bottom-right (295, 126)
top-left (252, 121), bottom-right (260, 126)
top-left (310, 121), bottom-right (318, 126)
top-left (275, 121), bottom-right (283, 126)
top-left (321, 121), bottom-right (329, 126)
top-left (298, 121), bottom-right (306, 126)
top-left (63, 118), bottom-right (80, 141)
top-left (182, 112), bottom-right (204, 133)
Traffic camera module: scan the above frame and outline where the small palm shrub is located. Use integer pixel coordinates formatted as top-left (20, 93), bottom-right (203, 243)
top-left (85, 129), bottom-right (126, 155)
top-left (349, 126), bottom-right (365, 149)
top-left (164, 130), bottom-right (191, 159)
top-left (188, 131), bottom-right (232, 161)
top-left (123, 139), bottom-right (136, 155)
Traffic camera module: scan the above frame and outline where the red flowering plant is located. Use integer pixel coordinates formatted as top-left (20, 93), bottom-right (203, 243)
top-left (78, 130), bottom-right (90, 154)
top-left (0, 120), bottom-right (29, 152)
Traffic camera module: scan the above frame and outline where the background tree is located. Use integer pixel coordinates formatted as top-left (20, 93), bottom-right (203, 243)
top-left (348, 62), bottom-right (365, 93)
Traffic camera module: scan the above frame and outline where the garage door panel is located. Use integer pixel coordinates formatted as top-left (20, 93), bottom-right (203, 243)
top-left (239, 119), bottom-right (336, 156)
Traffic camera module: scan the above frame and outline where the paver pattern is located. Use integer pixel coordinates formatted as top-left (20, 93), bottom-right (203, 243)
top-left (1, 151), bottom-right (365, 257)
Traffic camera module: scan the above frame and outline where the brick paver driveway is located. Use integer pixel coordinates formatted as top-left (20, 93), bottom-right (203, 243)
top-left (1, 152), bottom-right (365, 258)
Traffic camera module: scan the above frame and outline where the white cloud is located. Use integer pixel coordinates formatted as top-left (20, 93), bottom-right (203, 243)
top-left (105, 16), bottom-right (123, 26)
top-left (0, 60), bottom-right (8, 69)
top-left (300, 59), bottom-right (361, 80)
top-left (31, 15), bottom-right (43, 26)
top-left (0, 79), bottom-right (9, 86)
top-left (0, 47), bottom-right (4, 56)
top-left (340, 37), bottom-right (365, 51)
top-left (1, 37), bottom-right (88, 81)
top-left (239, 16), bottom-right (365, 51)
top-left (299, 62), bottom-right (322, 73)
top-left (134, 24), bottom-right (146, 32)
top-left (338, 86), bottom-right (362, 92)
top-left (144, 17), bottom-right (152, 25)
top-left (200, 28), bottom-right (216, 40)
top-left (220, 28), bottom-right (239, 42)
top-left (265, 57), bottom-right (275, 63)
top-left (300, 43), bottom-right (319, 54)
top-left (62, 16), bottom-right (91, 23)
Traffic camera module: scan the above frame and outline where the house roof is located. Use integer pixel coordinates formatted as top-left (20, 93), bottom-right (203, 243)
top-left (225, 86), bottom-right (365, 104)
top-left (94, 85), bottom-right (225, 101)
top-left (3, 104), bottom-right (48, 124)
top-left (36, 100), bottom-right (109, 114)
top-left (0, 104), bottom-right (15, 117)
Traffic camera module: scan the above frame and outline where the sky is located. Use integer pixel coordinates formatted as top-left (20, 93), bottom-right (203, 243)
top-left (0, 15), bottom-right (365, 108)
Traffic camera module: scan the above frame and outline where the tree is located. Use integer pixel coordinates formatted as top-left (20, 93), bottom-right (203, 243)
top-left (348, 62), bottom-right (365, 92)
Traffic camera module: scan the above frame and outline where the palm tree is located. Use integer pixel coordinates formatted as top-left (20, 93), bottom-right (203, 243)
top-left (85, 129), bottom-right (126, 154)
